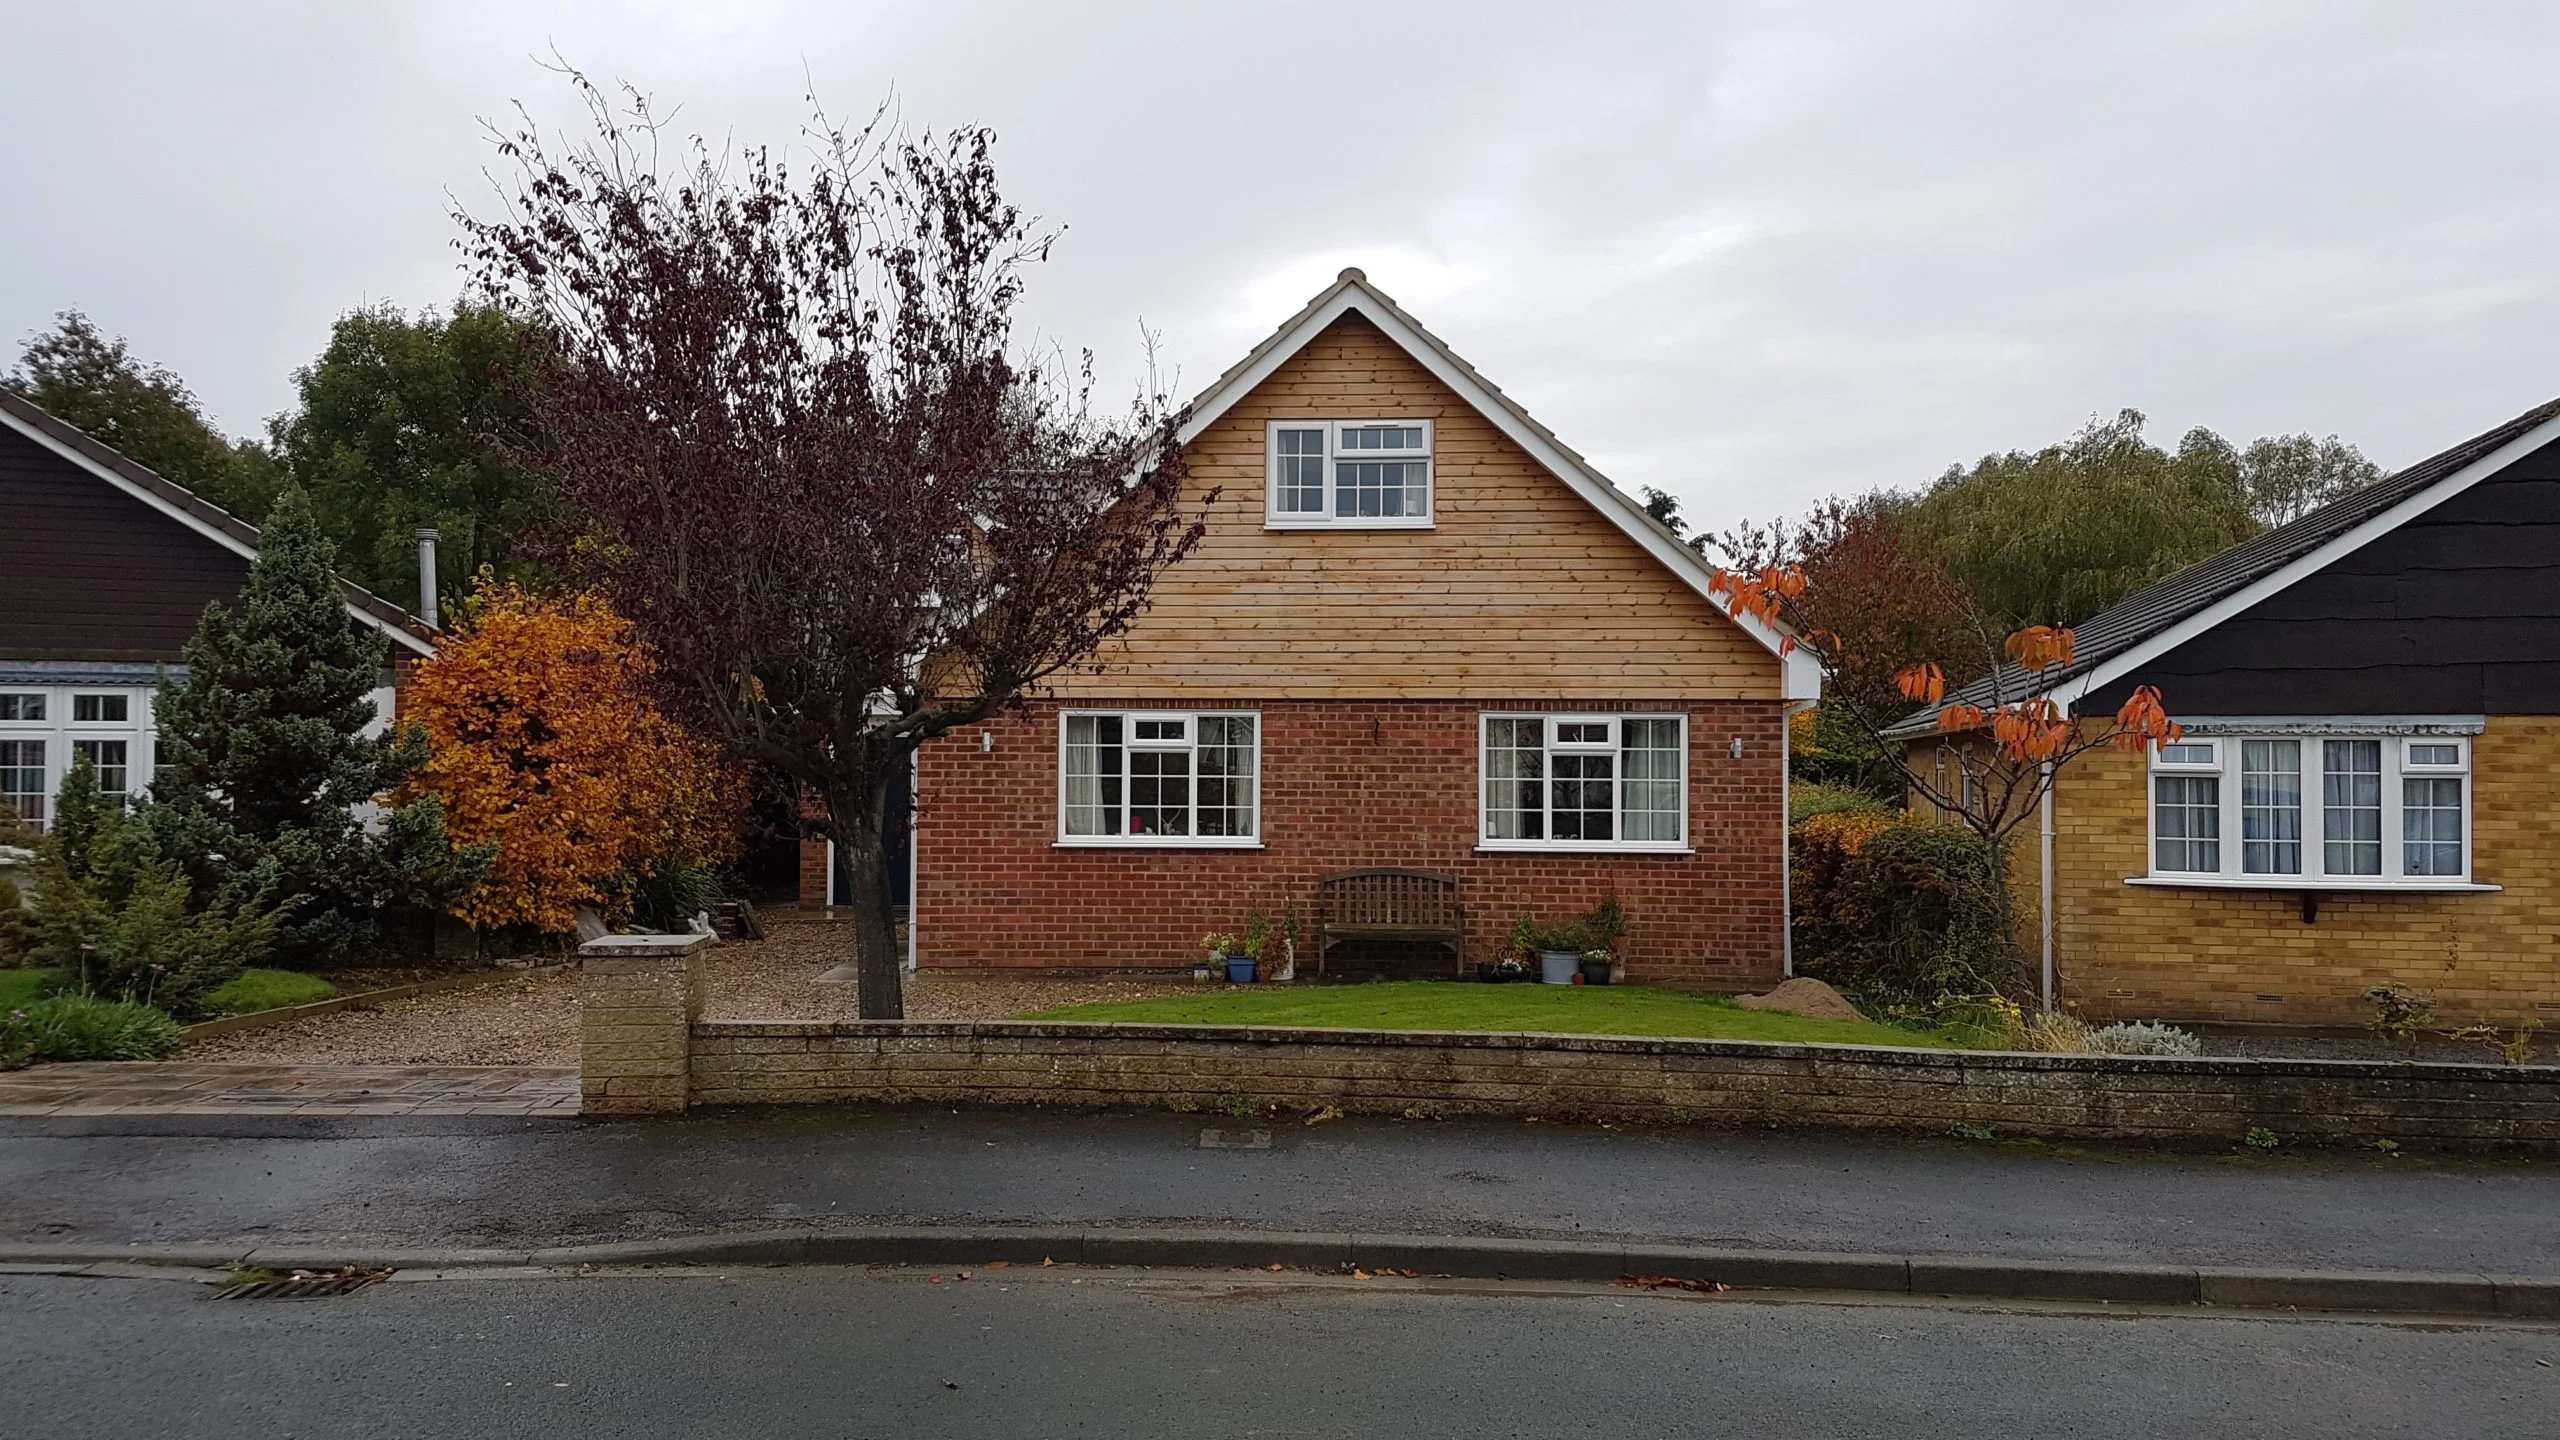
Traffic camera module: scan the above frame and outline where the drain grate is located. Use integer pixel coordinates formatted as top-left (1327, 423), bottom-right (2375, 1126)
top-left (217, 1269), bottom-right (389, 1301)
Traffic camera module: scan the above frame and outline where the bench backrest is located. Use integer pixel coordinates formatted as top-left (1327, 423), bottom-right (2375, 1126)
top-left (1318, 868), bottom-right (1462, 930)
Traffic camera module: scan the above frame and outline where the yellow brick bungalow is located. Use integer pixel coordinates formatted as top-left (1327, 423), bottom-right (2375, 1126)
top-left (1898, 398), bottom-right (2560, 1026)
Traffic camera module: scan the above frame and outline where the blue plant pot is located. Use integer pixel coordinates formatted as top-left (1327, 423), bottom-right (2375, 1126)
top-left (1224, 955), bottom-right (1257, 984)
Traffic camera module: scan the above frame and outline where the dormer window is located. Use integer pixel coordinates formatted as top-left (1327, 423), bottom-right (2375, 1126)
top-left (1266, 420), bottom-right (1434, 528)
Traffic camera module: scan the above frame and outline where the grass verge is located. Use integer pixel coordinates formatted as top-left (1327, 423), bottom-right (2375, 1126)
top-left (1018, 980), bottom-right (1971, 1048)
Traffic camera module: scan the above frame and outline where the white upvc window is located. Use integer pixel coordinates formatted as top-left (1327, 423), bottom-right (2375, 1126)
top-left (0, 684), bottom-right (156, 829)
top-left (1057, 710), bottom-right (1261, 847)
top-left (1479, 713), bottom-right (1688, 853)
top-left (1265, 419), bottom-right (1434, 528)
top-left (2142, 727), bottom-right (2478, 887)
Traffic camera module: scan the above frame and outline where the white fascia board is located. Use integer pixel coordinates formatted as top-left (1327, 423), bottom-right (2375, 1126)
top-left (2052, 410), bottom-right (2560, 709)
top-left (0, 405), bottom-right (434, 657)
top-left (1178, 277), bottom-right (1818, 696)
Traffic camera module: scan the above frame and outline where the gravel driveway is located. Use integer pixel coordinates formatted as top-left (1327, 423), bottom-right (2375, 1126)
top-left (185, 913), bottom-right (1192, 1067)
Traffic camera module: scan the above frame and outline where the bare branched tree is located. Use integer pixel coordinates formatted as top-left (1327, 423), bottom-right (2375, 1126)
top-left (458, 72), bottom-right (1205, 1016)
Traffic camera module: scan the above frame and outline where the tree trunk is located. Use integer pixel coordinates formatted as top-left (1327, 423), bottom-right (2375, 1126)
top-left (828, 777), bottom-right (905, 1020)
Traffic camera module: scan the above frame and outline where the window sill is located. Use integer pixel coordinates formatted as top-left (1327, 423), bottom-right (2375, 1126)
top-left (1263, 518), bottom-right (1435, 531)
top-left (1052, 837), bottom-right (1266, 851)
top-left (2124, 876), bottom-right (2500, 894)
top-left (1475, 842), bottom-right (1695, 857)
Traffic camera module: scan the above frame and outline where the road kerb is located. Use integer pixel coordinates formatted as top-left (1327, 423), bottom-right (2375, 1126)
top-left (4, 1230), bottom-right (2550, 1320)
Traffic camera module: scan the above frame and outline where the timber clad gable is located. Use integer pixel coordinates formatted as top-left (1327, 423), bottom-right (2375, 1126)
top-left (1047, 314), bottom-right (1779, 702)
top-left (0, 421), bottom-right (252, 662)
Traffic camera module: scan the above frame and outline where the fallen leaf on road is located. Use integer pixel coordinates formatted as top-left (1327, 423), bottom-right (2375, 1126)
top-left (929, 1276), bottom-right (944, 1284)
top-left (957, 1271), bottom-right (971, 1280)
top-left (1616, 1275), bottom-right (1728, 1293)
top-left (1352, 1269), bottom-right (1372, 1280)
top-left (1304, 1106), bottom-right (1344, 1126)
top-left (985, 1261), bottom-right (1011, 1269)
top-left (1267, 1264), bottom-right (1284, 1271)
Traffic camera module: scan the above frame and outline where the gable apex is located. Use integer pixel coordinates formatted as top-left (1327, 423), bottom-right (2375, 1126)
top-left (0, 390), bottom-right (434, 656)
top-left (1180, 271), bottom-right (1818, 700)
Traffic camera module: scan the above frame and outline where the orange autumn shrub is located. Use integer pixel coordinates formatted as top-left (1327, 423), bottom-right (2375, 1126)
top-left (402, 579), bottom-right (744, 933)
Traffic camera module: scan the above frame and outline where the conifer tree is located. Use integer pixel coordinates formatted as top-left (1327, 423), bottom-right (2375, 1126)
top-left (146, 486), bottom-right (481, 963)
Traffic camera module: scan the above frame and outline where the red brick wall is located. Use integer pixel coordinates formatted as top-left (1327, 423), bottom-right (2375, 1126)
top-left (911, 697), bottom-right (1788, 986)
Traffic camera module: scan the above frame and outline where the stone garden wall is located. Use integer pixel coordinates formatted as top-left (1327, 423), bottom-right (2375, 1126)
top-left (579, 939), bottom-right (2560, 1148)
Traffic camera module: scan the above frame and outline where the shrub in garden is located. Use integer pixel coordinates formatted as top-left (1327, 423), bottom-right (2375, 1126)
top-left (22, 754), bottom-right (286, 1018)
top-left (1787, 809), bottom-right (1896, 984)
top-left (1795, 821), bottom-right (2012, 1009)
top-left (14, 994), bottom-right (185, 1062)
top-left (400, 579), bottom-right (744, 934)
top-left (2088, 1021), bottom-right (2202, 1057)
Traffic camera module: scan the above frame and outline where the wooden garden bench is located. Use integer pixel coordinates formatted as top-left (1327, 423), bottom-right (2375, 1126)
top-left (1315, 868), bottom-right (1464, 977)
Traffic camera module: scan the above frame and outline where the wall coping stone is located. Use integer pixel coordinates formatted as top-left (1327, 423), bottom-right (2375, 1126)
top-left (580, 933), bottom-right (718, 960)
top-left (685, 1018), bottom-right (2560, 1087)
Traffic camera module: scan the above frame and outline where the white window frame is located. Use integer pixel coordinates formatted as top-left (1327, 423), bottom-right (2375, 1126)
top-left (1477, 711), bottom-right (1691, 855)
top-left (0, 684), bottom-right (156, 830)
top-left (1264, 419), bottom-right (1436, 530)
top-left (1054, 708), bottom-right (1264, 849)
top-left (2135, 726), bottom-right (2489, 890)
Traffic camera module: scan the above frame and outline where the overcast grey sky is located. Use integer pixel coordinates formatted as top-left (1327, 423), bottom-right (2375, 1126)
top-left (6, 1), bottom-right (2558, 527)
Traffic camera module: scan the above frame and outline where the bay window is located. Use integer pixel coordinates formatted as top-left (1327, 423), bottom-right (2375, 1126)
top-left (1480, 713), bottom-right (1687, 852)
top-left (2143, 724), bottom-right (2480, 887)
top-left (1059, 711), bottom-right (1259, 845)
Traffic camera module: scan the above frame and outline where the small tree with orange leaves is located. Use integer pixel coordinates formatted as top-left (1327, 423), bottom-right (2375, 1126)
top-left (1713, 564), bottom-right (2181, 1000)
top-left (1711, 565), bottom-right (2180, 852)
top-left (402, 579), bottom-right (746, 935)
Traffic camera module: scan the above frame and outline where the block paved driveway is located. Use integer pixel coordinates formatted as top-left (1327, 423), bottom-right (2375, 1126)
top-left (0, 1062), bottom-right (578, 1117)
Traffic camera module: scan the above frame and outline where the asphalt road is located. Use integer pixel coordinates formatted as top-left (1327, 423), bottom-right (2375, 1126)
top-left (10, 1266), bottom-right (2558, 1439)
top-left (6, 1108), bottom-right (2559, 1274)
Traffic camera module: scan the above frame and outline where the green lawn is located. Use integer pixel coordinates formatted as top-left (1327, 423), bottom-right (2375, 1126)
top-left (202, 969), bottom-right (339, 1014)
top-left (0, 969), bottom-right (42, 1011)
top-left (1019, 980), bottom-right (1968, 1048)
top-left (0, 967), bottom-right (336, 1016)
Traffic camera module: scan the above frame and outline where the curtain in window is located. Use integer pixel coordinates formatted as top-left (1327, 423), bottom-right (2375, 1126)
top-left (1620, 718), bottom-right (1682, 842)
top-left (2403, 776), bottom-right (2464, 876)
top-left (2322, 740), bottom-right (2383, 875)
top-left (1062, 715), bottom-right (1122, 836)
top-left (2153, 773), bottom-right (2219, 872)
top-left (2239, 739), bottom-right (2301, 875)
top-left (1196, 716), bottom-right (1257, 837)
top-left (1483, 718), bottom-right (1543, 839)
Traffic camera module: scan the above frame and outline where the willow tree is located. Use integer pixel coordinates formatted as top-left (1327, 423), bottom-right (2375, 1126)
top-left (458, 76), bottom-right (1201, 1016)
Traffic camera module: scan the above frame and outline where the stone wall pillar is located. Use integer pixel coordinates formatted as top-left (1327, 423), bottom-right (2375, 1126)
top-left (579, 933), bottom-right (713, 1115)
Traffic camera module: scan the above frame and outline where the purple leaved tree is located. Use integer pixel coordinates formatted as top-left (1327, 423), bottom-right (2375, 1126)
top-left (458, 75), bottom-right (1203, 1017)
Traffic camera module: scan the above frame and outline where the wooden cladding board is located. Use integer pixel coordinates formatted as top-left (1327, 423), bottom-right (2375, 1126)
top-left (1044, 313), bottom-right (1778, 702)
top-left (0, 422), bottom-right (250, 661)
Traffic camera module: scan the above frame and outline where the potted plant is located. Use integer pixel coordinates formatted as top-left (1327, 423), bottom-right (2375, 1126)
top-left (1528, 922), bottom-right (1588, 986)
top-left (1242, 909), bottom-right (1301, 984)
top-left (1202, 932), bottom-right (1253, 983)
top-left (1579, 892), bottom-right (1628, 985)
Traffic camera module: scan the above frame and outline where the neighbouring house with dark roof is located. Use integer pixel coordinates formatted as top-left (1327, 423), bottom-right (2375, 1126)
top-left (0, 390), bottom-right (435, 830)
top-left (1897, 396), bottom-right (2560, 1026)
top-left (824, 270), bottom-right (1820, 983)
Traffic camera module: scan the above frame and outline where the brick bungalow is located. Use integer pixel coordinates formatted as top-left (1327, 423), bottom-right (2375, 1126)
top-left (1897, 396), bottom-right (2560, 1025)
top-left (0, 391), bottom-right (433, 828)
top-left (812, 269), bottom-right (1819, 984)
